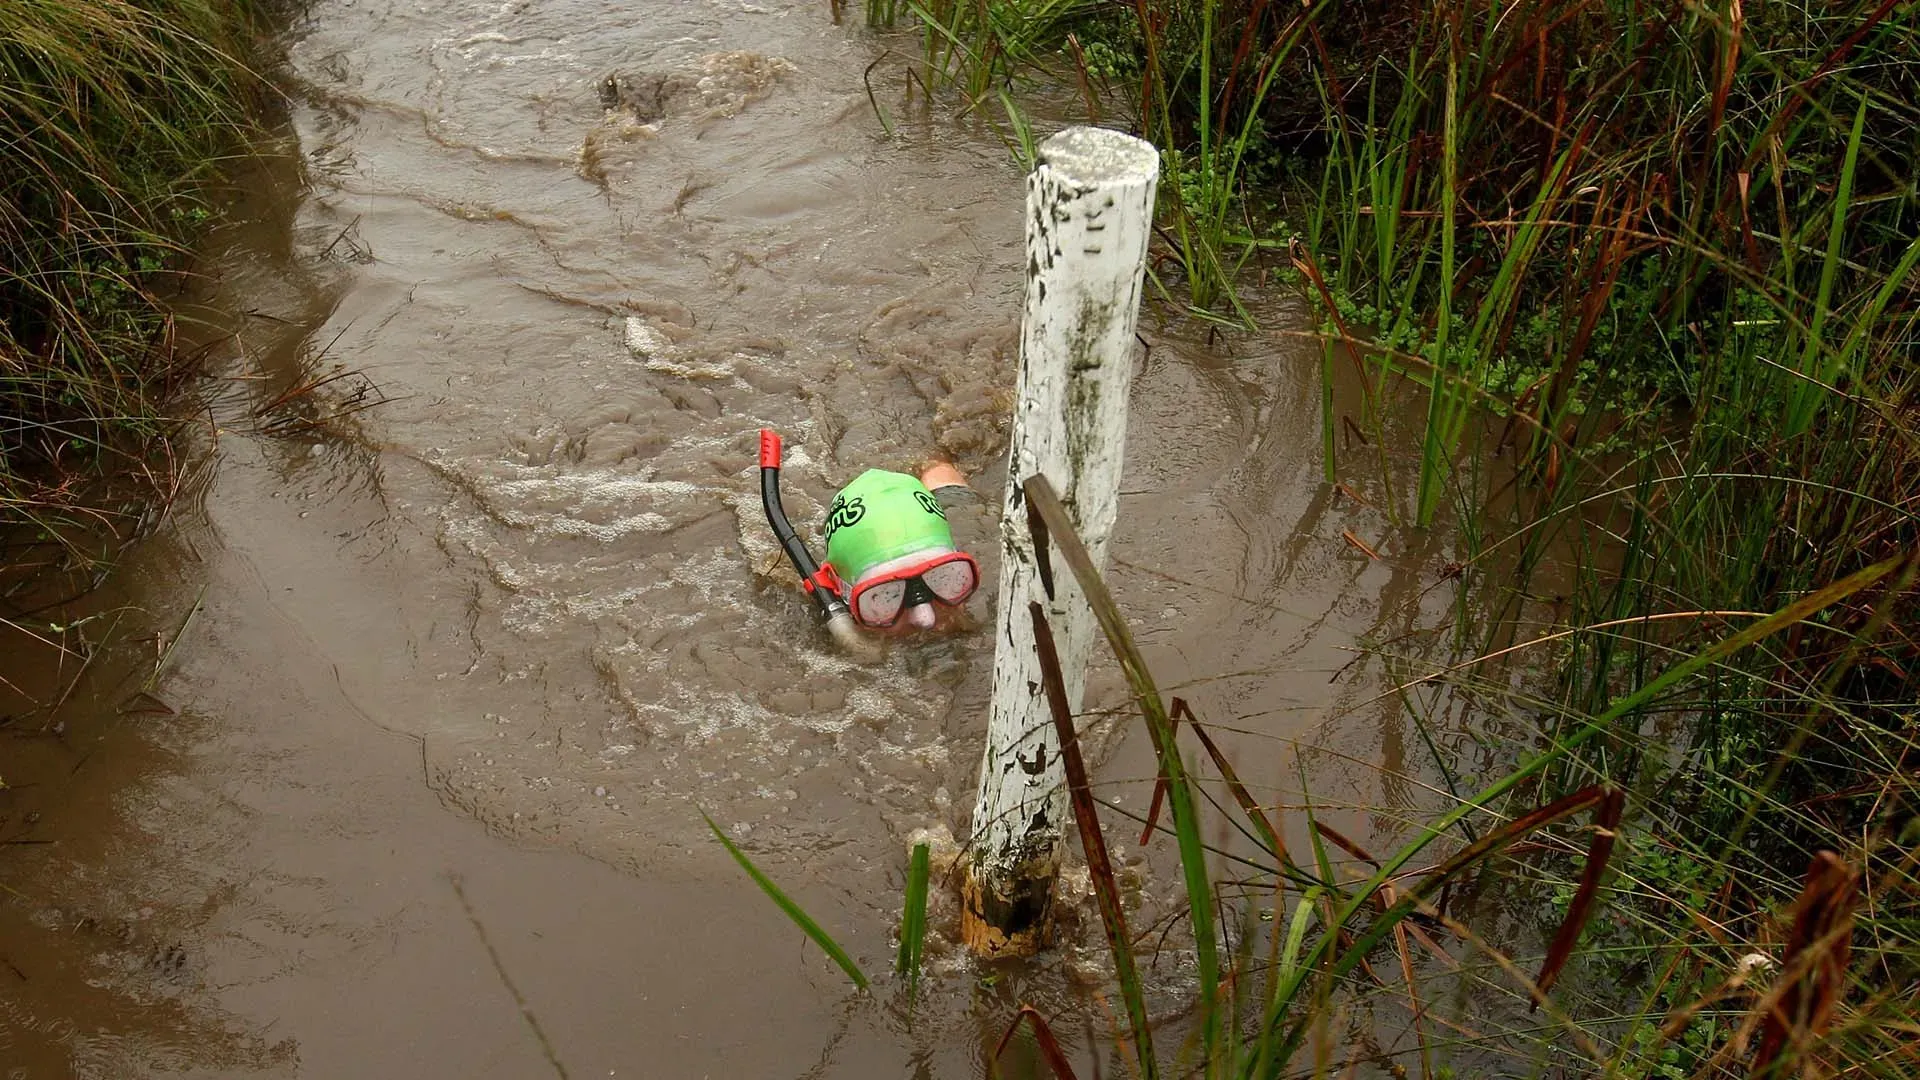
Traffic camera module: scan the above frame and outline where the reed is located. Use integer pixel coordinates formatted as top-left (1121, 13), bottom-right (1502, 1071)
top-left (897, 840), bottom-right (931, 1001)
top-left (1008, 478), bottom-right (1911, 1078)
top-left (1298, 5), bottom-right (1920, 1068)
top-left (838, 1), bottom-right (1917, 1074)
top-left (885, 0), bottom-right (1106, 106)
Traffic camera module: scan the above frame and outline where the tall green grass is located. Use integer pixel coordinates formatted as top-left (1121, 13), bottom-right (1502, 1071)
top-left (1018, 477), bottom-right (1912, 1078)
top-left (844, 0), bottom-right (1917, 1075)
top-left (868, 0), bottom-right (1324, 317)
top-left (1306, 1), bottom-right (1919, 525)
top-left (706, 813), bottom-right (872, 991)
top-left (1294, 28), bottom-right (1920, 1061)
top-left (883, 0), bottom-right (1107, 105)
top-left (897, 840), bottom-right (931, 1000)
top-left (1, 0), bottom-right (267, 537)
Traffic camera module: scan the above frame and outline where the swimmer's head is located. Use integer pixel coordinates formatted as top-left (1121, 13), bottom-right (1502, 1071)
top-left (822, 469), bottom-right (979, 630)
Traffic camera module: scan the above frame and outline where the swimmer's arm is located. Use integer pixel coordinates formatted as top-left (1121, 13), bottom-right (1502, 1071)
top-left (921, 460), bottom-right (982, 513)
top-left (932, 484), bottom-right (982, 512)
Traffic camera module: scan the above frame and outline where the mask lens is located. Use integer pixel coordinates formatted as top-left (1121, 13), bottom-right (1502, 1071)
top-left (853, 579), bottom-right (908, 627)
top-left (920, 558), bottom-right (978, 604)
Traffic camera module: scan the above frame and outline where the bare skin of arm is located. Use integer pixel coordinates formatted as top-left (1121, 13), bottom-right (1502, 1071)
top-left (919, 460), bottom-right (967, 491)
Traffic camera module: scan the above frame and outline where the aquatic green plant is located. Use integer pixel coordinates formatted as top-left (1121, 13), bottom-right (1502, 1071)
top-left (898, 840), bottom-right (931, 1000)
top-left (705, 813), bottom-right (872, 991)
top-left (842, 3), bottom-right (1917, 1075)
top-left (1016, 477), bottom-right (1912, 1078)
top-left (1305, 2), bottom-right (1919, 524)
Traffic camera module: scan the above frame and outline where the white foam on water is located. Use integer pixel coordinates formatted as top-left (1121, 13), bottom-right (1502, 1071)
top-left (482, 469), bottom-right (707, 504)
top-left (503, 509), bottom-right (676, 540)
top-left (644, 355), bottom-right (737, 381)
top-left (499, 582), bottom-right (680, 634)
top-left (622, 316), bottom-right (674, 360)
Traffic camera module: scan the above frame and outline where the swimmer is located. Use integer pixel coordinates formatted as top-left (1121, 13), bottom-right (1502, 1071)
top-left (758, 429), bottom-right (983, 648)
top-left (820, 463), bottom-right (981, 631)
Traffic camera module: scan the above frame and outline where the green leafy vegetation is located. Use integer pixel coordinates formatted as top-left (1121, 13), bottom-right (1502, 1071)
top-left (1, 0), bottom-right (268, 538)
top-left (897, 839), bottom-right (931, 1000)
top-left (1024, 475), bottom-right (1912, 1078)
top-left (854, 1), bottom-right (1919, 1075)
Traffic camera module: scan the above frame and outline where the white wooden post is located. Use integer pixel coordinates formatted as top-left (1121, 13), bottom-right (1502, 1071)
top-left (962, 127), bottom-right (1159, 957)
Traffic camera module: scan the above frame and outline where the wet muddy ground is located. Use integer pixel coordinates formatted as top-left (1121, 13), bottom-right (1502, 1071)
top-left (2, 1), bottom-right (1478, 1075)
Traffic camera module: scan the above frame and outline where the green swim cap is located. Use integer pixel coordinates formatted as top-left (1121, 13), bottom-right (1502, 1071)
top-left (822, 469), bottom-right (953, 581)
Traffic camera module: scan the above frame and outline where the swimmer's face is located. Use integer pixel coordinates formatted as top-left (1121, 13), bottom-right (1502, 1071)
top-left (842, 548), bottom-right (981, 632)
top-left (872, 589), bottom-right (963, 633)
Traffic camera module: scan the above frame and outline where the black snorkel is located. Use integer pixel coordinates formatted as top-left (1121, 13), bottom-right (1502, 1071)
top-left (759, 429), bottom-right (866, 652)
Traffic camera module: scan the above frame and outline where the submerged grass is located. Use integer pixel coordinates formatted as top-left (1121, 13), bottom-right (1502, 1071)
top-left (1, 0), bottom-right (269, 543)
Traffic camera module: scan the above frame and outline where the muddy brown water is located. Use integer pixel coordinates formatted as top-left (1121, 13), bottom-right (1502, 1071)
top-left (2, 2), bottom-right (1486, 1076)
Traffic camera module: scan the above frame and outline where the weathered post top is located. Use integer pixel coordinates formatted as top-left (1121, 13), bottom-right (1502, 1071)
top-left (1034, 126), bottom-right (1159, 184)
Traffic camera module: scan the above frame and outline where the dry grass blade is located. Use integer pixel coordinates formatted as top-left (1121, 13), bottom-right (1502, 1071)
top-left (1027, 490), bottom-right (1056, 601)
top-left (1312, 821), bottom-right (1378, 869)
top-left (1312, 821), bottom-right (1454, 967)
top-left (1420, 785), bottom-right (1607, 888)
top-left (252, 364), bottom-right (389, 436)
top-left (990, 1004), bottom-right (1080, 1080)
top-left (1021, 474), bottom-right (1220, 1055)
top-left (1030, 601), bottom-right (1156, 1079)
top-left (1531, 786), bottom-right (1624, 1008)
top-left (1394, 917), bottom-right (1432, 1080)
top-left (1752, 851), bottom-right (1860, 1076)
top-left (1136, 698), bottom-right (1183, 845)
top-left (1313, 802), bottom-right (1436, 1078)
top-left (117, 691), bottom-right (175, 716)
top-left (143, 585), bottom-right (205, 693)
top-left (1416, 901), bottom-right (1608, 1065)
top-left (1298, 782), bottom-right (1613, 1028)
top-left (1184, 704), bottom-right (1284, 862)
top-left (862, 53), bottom-right (895, 136)
top-left (1288, 240), bottom-right (1375, 409)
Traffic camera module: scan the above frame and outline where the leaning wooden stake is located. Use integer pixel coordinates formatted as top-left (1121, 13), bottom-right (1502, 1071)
top-left (962, 126), bottom-right (1159, 956)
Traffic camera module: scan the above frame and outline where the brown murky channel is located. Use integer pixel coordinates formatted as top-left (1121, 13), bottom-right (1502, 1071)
top-left (2, 1), bottom-right (1479, 1075)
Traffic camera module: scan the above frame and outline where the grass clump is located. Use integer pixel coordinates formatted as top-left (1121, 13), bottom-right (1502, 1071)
top-left (1, 0), bottom-right (269, 537)
top-left (847, 1), bottom-right (1919, 1076)
top-left (1303, 0), bottom-right (1919, 520)
top-left (1010, 479), bottom-right (1914, 1079)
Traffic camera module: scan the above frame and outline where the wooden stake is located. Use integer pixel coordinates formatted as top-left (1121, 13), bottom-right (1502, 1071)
top-left (962, 126), bottom-right (1159, 957)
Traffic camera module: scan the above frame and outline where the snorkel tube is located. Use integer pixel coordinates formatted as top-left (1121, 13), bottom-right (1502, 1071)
top-left (759, 429), bottom-right (868, 654)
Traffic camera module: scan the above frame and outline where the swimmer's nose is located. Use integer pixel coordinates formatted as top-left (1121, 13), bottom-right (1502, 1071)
top-left (906, 603), bottom-right (937, 630)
